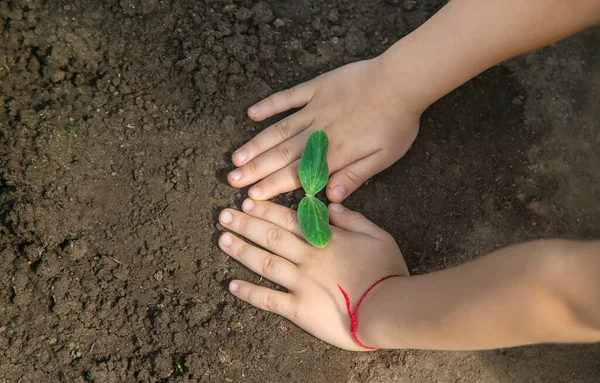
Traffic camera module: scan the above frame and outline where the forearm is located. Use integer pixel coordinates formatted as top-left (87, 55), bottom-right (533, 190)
top-left (379, 0), bottom-right (600, 113)
top-left (358, 240), bottom-right (600, 350)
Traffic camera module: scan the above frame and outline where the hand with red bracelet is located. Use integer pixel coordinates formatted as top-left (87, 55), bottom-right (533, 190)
top-left (219, 200), bottom-right (600, 351)
top-left (218, 199), bottom-right (409, 351)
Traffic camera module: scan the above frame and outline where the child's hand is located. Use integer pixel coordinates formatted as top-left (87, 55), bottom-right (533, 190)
top-left (218, 199), bottom-right (409, 350)
top-left (228, 58), bottom-right (421, 203)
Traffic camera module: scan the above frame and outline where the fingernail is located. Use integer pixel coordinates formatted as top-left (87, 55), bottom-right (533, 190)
top-left (330, 203), bottom-right (345, 213)
top-left (229, 282), bottom-right (239, 293)
top-left (248, 105), bottom-right (259, 116)
top-left (333, 185), bottom-right (346, 201)
top-left (242, 199), bottom-right (255, 211)
top-left (249, 187), bottom-right (261, 198)
top-left (229, 170), bottom-right (242, 181)
top-left (221, 233), bottom-right (233, 246)
top-left (234, 150), bottom-right (248, 163)
top-left (220, 211), bottom-right (233, 224)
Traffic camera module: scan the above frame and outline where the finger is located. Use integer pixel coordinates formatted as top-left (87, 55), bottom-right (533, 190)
top-left (229, 280), bottom-right (295, 317)
top-left (241, 199), bottom-right (303, 238)
top-left (220, 233), bottom-right (298, 289)
top-left (228, 130), bottom-right (310, 188)
top-left (219, 209), bottom-right (308, 264)
top-left (326, 151), bottom-right (392, 203)
top-left (328, 204), bottom-right (387, 240)
top-left (247, 160), bottom-right (301, 201)
top-left (247, 82), bottom-right (314, 121)
top-left (247, 137), bottom-right (368, 200)
top-left (233, 111), bottom-right (313, 167)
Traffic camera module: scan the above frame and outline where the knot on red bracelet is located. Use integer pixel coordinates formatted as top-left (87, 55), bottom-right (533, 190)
top-left (338, 274), bottom-right (401, 350)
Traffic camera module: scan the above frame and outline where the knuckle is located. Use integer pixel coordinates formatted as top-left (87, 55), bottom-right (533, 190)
top-left (260, 203), bottom-right (271, 218)
top-left (329, 142), bottom-right (344, 156)
top-left (246, 160), bottom-right (258, 175)
top-left (237, 215), bottom-right (250, 234)
top-left (247, 139), bottom-right (260, 154)
top-left (344, 169), bottom-right (363, 188)
top-left (348, 212), bottom-right (364, 224)
top-left (262, 293), bottom-right (275, 312)
top-left (283, 87), bottom-right (296, 101)
top-left (233, 241), bottom-right (248, 259)
top-left (291, 160), bottom-right (300, 173)
top-left (247, 290), bottom-right (261, 307)
top-left (265, 226), bottom-right (282, 248)
top-left (261, 253), bottom-right (276, 276)
top-left (267, 175), bottom-right (280, 191)
top-left (275, 119), bottom-right (291, 140)
top-left (283, 210), bottom-right (298, 229)
top-left (277, 143), bottom-right (293, 162)
top-left (267, 94), bottom-right (278, 108)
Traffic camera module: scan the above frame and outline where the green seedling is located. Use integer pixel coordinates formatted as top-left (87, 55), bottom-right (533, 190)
top-left (298, 130), bottom-right (332, 248)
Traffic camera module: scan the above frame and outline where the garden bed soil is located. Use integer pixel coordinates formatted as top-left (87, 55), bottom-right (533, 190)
top-left (1, 1), bottom-right (599, 382)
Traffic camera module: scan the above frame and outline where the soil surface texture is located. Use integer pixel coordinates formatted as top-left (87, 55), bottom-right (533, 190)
top-left (1, 0), bottom-right (599, 382)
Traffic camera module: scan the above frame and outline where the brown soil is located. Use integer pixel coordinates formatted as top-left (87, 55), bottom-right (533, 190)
top-left (1, 1), bottom-right (599, 382)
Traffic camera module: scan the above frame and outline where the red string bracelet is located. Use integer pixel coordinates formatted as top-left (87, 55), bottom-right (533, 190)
top-left (337, 274), bottom-right (401, 350)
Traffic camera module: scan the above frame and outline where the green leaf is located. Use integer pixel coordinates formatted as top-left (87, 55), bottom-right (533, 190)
top-left (298, 196), bottom-right (331, 248)
top-left (299, 130), bottom-right (329, 196)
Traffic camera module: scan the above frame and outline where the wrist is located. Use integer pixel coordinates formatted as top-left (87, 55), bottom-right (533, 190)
top-left (377, 36), bottom-right (445, 116)
top-left (370, 52), bottom-right (427, 121)
top-left (354, 276), bottom-right (409, 349)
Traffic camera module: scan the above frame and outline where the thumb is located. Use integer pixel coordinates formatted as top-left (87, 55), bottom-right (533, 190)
top-left (328, 203), bottom-right (386, 240)
top-left (326, 153), bottom-right (390, 203)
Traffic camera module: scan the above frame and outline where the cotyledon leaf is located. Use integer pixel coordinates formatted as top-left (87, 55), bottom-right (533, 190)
top-left (298, 195), bottom-right (331, 248)
top-left (298, 130), bottom-right (329, 196)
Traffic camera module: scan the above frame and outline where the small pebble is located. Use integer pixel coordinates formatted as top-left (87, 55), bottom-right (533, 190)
top-left (402, 0), bottom-right (417, 11)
